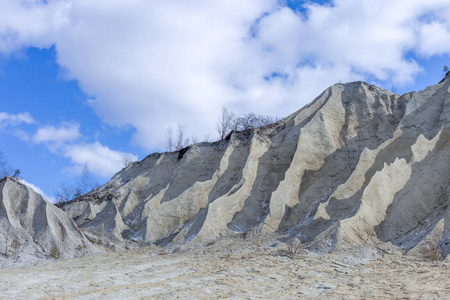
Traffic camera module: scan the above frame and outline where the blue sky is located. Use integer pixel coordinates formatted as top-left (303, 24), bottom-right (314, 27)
top-left (0, 0), bottom-right (449, 202)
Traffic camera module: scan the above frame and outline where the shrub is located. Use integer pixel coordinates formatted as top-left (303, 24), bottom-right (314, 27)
top-left (7, 239), bottom-right (19, 256)
top-left (50, 246), bottom-right (61, 259)
top-left (420, 241), bottom-right (443, 261)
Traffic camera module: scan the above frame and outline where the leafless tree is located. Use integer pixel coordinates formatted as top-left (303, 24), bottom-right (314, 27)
top-left (121, 153), bottom-right (135, 168)
top-left (0, 151), bottom-right (13, 178)
top-left (216, 107), bottom-right (277, 139)
top-left (0, 151), bottom-right (8, 178)
top-left (166, 125), bottom-right (174, 151)
top-left (216, 107), bottom-right (236, 139)
top-left (0, 152), bottom-right (5, 168)
top-left (191, 136), bottom-right (198, 144)
top-left (166, 124), bottom-right (190, 151)
top-left (55, 182), bottom-right (75, 204)
top-left (175, 123), bottom-right (190, 150)
top-left (236, 113), bottom-right (277, 131)
top-left (75, 163), bottom-right (99, 196)
top-left (164, 108), bottom-right (277, 150)
top-left (203, 133), bottom-right (211, 142)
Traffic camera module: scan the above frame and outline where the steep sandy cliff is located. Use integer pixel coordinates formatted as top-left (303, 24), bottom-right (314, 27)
top-left (60, 75), bottom-right (450, 257)
top-left (0, 177), bottom-right (95, 266)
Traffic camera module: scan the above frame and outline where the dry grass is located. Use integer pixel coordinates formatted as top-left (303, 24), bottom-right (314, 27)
top-left (420, 240), bottom-right (443, 261)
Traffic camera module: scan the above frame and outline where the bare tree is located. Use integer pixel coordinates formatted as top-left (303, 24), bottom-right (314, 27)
top-left (55, 182), bottom-right (75, 204)
top-left (216, 107), bottom-right (236, 139)
top-left (121, 153), bottom-right (135, 168)
top-left (175, 123), bottom-right (190, 150)
top-left (236, 112), bottom-right (258, 130)
top-left (216, 107), bottom-right (277, 139)
top-left (166, 125), bottom-right (174, 151)
top-left (0, 151), bottom-right (13, 179)
top-left (166, 124), bottom-right (191, 151)
top-left (203, 133), bottom-right (211, 142)
top-left (0, 151), bottom-right (5, 168)
top-left (75, 163), bottom-right (98, 196)
top-left (236, 113), bottom-right (277, 131)
top-left (0, 151), bottom-right (8, 178)
top-left (164, 108), bottom-right (277, 151)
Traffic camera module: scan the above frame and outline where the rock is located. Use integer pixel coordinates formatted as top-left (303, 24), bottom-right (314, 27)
top-left (60, 76), bottom-right (450, 257)
top-left (0, 177), bottom-right (95, 267)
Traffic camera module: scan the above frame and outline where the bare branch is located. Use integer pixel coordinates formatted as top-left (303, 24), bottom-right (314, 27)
top-left (216, 107), bottom-right (277, 139)
top-left (121, 153), bottom-right (135, 168)
top-left (216, 107), bottom-right (236, 139)
top-left (75, 163), bottom-right (98, 196)
top-left (55, 182), bottom-right (75, 204)
top-left (236, 113), bottom-right (277, 131)
top-left (166, 125), bottom-right (174, 151)
top-left (0, 151), bottom-right (13, 179)
top-left (175, 123), bottom-right (189, 150)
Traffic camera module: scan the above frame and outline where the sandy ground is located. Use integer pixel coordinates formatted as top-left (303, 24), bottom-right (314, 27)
top-left (0, 238), bottom-right (449, 300)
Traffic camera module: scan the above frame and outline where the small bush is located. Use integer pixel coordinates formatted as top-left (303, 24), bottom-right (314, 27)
top-left (7, 239), bottom-right (19, 256)
top-left (106, 190), bottom-right (120, 200)
top-left (420, 241), bottom-right (443, 261)
top-left (51, 246), bottom-right (61, 259)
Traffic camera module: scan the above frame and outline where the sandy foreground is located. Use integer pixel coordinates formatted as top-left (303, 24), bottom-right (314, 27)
top-left (0, 238), bottom-right (449, 300)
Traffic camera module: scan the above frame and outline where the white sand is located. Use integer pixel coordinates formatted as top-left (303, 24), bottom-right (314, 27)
top-left (1, 239), bottom-right (449, 299)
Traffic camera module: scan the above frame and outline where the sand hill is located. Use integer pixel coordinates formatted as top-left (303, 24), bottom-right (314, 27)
top-left (0, 177), bottom-right (94, 267)
top-left (54, 74), bottom-right (450, 258)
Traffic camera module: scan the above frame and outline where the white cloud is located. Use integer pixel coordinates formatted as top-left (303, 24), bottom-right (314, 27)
top-left (0, 112), bottom-right (36, 141)
top-left (30, 123), bottom-right (138, 178)
top-left (418, 22), bottom-right (450, 56)
top-left (0, 110), bottom-right (136, 179)
top-left (62, 142), bottom-right (137, 177)
top-left (0, 112), bottom-right (35, 128)
top-left (1, 0), bottom-right (450, 151)
top-left (33, 122), bottom-right (81, 144)
top-left (0, 0), bottom-right (68, 54)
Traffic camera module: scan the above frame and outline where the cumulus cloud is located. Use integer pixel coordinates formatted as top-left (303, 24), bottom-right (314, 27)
top-left (28, 121), bottom-right (137, 177)
top-left (1, 0), bottom-right (450, 150)
top-left (33, 122), bottom-right (81, 144)
top-left (0, 0), bottom-right (68, 54)
top-left (0, 112), bottom-right (36, 141)
top-left (0, 112), bottom-right (34, 128)
top-left (62, 142), bottom-right (137, 177)
top-left (0, 111), bottom-right (136, 178)
top-left (34, 125), bottom-right (139, 178)
top-left (418, 22), bottom-right (450, 56)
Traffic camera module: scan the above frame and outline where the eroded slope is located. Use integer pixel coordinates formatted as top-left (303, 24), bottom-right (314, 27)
top-left (60, 77), bottom-right (450, 257)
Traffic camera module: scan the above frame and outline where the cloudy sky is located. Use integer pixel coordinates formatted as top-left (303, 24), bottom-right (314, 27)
top-left (1, 0), bottom-right (449, 202)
